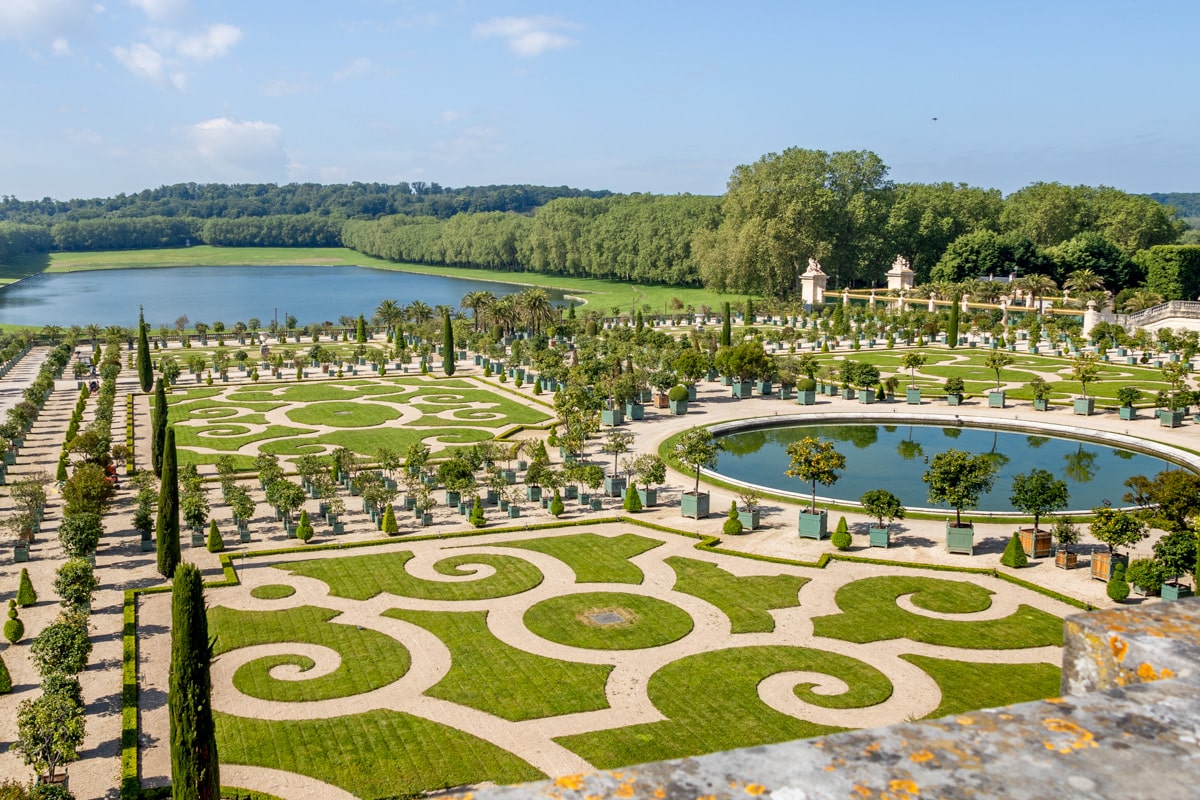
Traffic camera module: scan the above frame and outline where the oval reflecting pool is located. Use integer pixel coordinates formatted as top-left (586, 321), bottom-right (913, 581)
top-left (713, 423), bottom-right (1179, 513)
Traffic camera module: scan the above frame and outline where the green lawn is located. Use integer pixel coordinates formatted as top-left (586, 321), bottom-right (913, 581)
top-left (249, 584), bottom-right (296, 600)
top-left (810, 576), bottom-right (1064, 649)
top-left (285, 401), bottom-right (402, 428)
top-left (209, 605), bottom-right (411, 702)
top-left (277, 550), bottom-right (545, 601)
top-left (497, 532), bottom-right (663, 584)
top-left (216, 709), bottom-right (543, 798)
top-left (384, 608), bottom-right (613, 721)
top-left (902, 654), bottom-right (1062, 719)
top-left (666, 556), bottom-right (807, 634)
top-left (556, 645), bottom-right (893, 767)
top-left (523, 591), bottom-right (694, 650)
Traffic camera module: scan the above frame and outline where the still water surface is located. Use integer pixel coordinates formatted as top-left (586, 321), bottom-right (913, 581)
top-left (0, 266), bottom-right (565, 327)
top-left (714, 422), bottom-right (1175, 512)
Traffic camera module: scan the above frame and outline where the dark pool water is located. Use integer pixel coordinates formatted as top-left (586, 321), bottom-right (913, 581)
top-left (714, 422), bottom-right (1176, 512)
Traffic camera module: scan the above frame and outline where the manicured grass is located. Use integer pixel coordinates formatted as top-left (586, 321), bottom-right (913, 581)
top-left (277, 550), bottom-right (544, 601)
top-left (384, 608), bottom-right (613, 721)
top-left (810, 576), bottom-right (1064, 649)
top-left (215, 709), bottom-right (543, 798)
top-left (285, 401), bottom-right (402, 427)
top-left (229, 384), bottom-right (410, 403)
top-left (312, 426), bottom-right (494, 457)
top-left (208, 605), bottom-right (411, 702)
top-left (249, 584), bottom-right (296, 600)
top-left (523, 591), bottom-right (694, 650)
top-left (902, 654), bottom-right (1062, 719)
top-left (666, 556), bottom-right (807, 634)
top-left (556, 645), bottom-right (893, 767)
top-left (497, 532), bottom-right (663, 583)
top-left (172, 423), bottom-right (318, 452)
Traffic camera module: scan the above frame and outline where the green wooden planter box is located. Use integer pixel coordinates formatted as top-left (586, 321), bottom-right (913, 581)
top-left (1158, 409), bottom-right (1185, 428)
top-left (604, 476), bottom-right (626, 497)
top-left (732, 381), bottom-right (753, 399)
top-left (601, 409), bottom-right (624, 426)
top-left (737, 509), bottom-right (760, 530)
top-left (869, 526), bottom-right (890, 548)
top-left (797, 389), bottom-right (817, 405)
top-left (669, 399), bottom-right (688, 415)
top-left (906, 388), bottom-right (921, 405)
top-left (858, 388), bottom-right (876, 404)
top-left (988, 391), bottom-right (1006, 408)
top-left (14, 543), bottom-right (29, 562)
top-left (1119, 406), bottom-right (1138, 421)
top-left (637, 488), bottom-right (658, 507)
top-left (590, 497), bottom-right (604, 511)
top-left (1161, 582), bottom-right (1194, 601)
top-left (798, 509), bottom-right (827, 540)
top-left (946, 394), bottom-right (963, 406)
top-left (840, 387), bottom-right (856, 401)
top-left (1033, 398), bottom-right (1050, 411)
top-left (239, 530), bottom-right (251, 543)
top-left (625, 402), bottom-right (645, 420)
top-left (681, 491), bottom-right (710, 519)
top-left (946, 523), bottom-right (974, 555)
top-left (1073, 397), bottom-right (1095, 416)
top-left (526, 485), bottom-right (542, 501)
top-left (507, 506), bottom-right (521, 519)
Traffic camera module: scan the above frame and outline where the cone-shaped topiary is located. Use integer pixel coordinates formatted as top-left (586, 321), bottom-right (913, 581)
top-left (5, 600), bottom-right (24, 644)
top-left (623, 486), bottom-right (643, 513)
top-left (0, 651), bottom-right (10, 693)
top-left (206, 519), bottom-right (224, 553)
top-left (835, 516), bottom-right (849, 535)
top-left (728, 501), bottom-right (738, 520)
top-left (1000, 533), bottom-right (1028, 568)
top-left (1107, 561), bottom-right (1130, 603)
top-left (549, 490), bottom-right (564, 518)
top-left (381, 504), bottom-right (399, 535)
top-left (831, 526), bottom-right (852, 551)
top-left (169, 562), bottom-right (220, 799)
top-left (17, 567), bottom-right (36, 607)
top-left (469, 497), bottom-right (487, 528)
top-left (723, 516), bottom-right (744, 535)
top-left (296, 510), bottom-right (314, 542)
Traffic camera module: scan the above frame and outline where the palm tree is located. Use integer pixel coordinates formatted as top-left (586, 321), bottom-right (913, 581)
top-left (489, 295), bottom-right (520, 336)
top-left (1064, 269), bottom-right (1104, 296)
top-left (84, 323), bottom-right (103, 346)
top-left (1017, 274), bottom-right (1057, 315)
top-left (41, 324), bottom-right (62, 343)
top-left (374, 299), bottom-right (403, 333)
top-left (1122, 289), bottom-right (1165, 313)
top-left (460, 291), bottom-right (496, 332)
top-left (518, 288), bottom-right (555, 334)
top-left (407, 300), bottom-right (433, 325)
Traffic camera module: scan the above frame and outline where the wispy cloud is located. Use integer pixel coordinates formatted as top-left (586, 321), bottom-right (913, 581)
top-left (440, 110), bottom-right (464, 124)
top-left (187, 117), bottom-right (287, 177)
top-left (332, 56), bottom-right (371, 81)
top-left (471, 15), bottom-right (580, 57)
top-left (113, 21), bottom-right (242, 88)
top-left (128, 0), bottom-right (188, 21)
top-left (0, 0), bottom-right (95, 53)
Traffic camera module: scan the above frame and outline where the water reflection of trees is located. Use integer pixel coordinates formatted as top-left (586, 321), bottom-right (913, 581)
top-left (723, 429), bottom-right (768, 457)
top-left (1026, 436), bottom-right (1050, 449)
top-left (897, 426), bottom-right (923, 461)
top-left (1064, 444), bottom-right (1099, 483)
top-left (983, 430), bottom-right (1010, 471)
top-left (824, 425), bottom-right (879, 449)
top-left (942, 427), bottom-right (962, 439)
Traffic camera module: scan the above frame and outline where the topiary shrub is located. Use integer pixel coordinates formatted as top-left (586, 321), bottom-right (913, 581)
top-left (723, 516), bottom-right (744, 535)
top-left (796, 377), bottom-right (816, 392)
top-left (835, 516), bottom-right (848, 535)
top-left (484, 363), bottom-right (492, 377)
top-left (728, 500), bottom-right (739, 520)
top-left (1000, 533), bottom-right (1028, 568)
top-left (532, 381), bottom-right (542, 395)
top-left (549, 490), bottom-right (564, 519)
top-left (668, 385), bottom-right (689, 402)
top-left (16, 568), bottom-right (36, 607)
top-left (469, 497), bottom-right (487, 528)
top-left (5, 600), bottom-right (25, 644)
top-left (381, 504), bottom-right (399, 535)
top-left (623, 486), bottom-right (643, 513)
top-left (206, 519), bottom-right (224, 553)
top-left (296, 509), bottom-right (314, 542)
top-left (831, 517), bottom-right (852, 550)
top-left (1107, 561), bottom-right (1130, 603)
top-left (0, 651), bottom-right (10, 694)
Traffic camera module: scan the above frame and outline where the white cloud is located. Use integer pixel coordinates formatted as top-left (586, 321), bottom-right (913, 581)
top-left (114, 22), bottom-right (241, 87)
top-left (332, 57), bottom-right (371, 81)
top-left (51, 37), bottom-right (72, 55)
top-left (112, 42), bottom-right (166, 80)
top-left (172, 23), bottom-right (242, 60)
top-left (440, 111), bottom-right (463, 124)
top-left (471, 15), bottom-right (580, 57)
top-left (188, 117), bottom-right (287, 177)
top-left (129, 0), bottom-right (187, 21)
top-left (0, 0), bottom-right (94, 42)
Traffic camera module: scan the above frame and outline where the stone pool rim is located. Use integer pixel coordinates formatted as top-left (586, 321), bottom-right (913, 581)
top-left (700, 412), bottom-right (1200, 517)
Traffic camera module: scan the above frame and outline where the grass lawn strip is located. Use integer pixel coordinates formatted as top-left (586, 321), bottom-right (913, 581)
top-left (523, 591), bottom-right (694, 651)
top-left (384, 608), bottom-right (613, 721)
top-left (496, 532), bottom-right (663, 584)
top-left (555, 645), bottom-right (893, 768)
top-left (277, 550), bottom-right (544, 601)
top-left (901, 654), bottom-right (1062, 719)
top-left (215, 709), bottom-right (544, 799)
top-left (666, 556), bottom-right (807, 634)
top-left (285, 400), bottom-right (402, 427)
top-left (172, 422), bottom-right (319, 452)
top-left (209, 605), bottom-right (411, 702)
top-left (810, 576), bottom-right (1064, 649)
top-left (312, 426), bottom-right (494, 456)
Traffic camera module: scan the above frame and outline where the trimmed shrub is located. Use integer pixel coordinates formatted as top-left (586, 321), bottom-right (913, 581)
top-left (470, 497), bottom-right (487, 528)
top-left (296, 510), bottom-right (314, 542)
top-left (728, 500), bottom-right (739, 520)
top-left (548, 491), bottom-right (564, 519)
top-left (53, 559), bottom-right (97, 611)
top-left (1107, 562), bottom-right (1130, 603)
top-left (831, 517), bottom-right (852, 550)
top-left (206, 520), bottom-right (224, 553)
top-left (0, 651), bottom-right (10, 694)
top-left (668, 385), bottom-right (689, 402)
top-left (723, 516), bottom-right (744, 535)
top-left (17, 568), bottom-right (36, 607)
top-left (623, 487), bottom-right (643, 513)
top-left (1000, 533), bottom-right (1028, 568)
top-left (1126, 558), bottom-right (1166, 596)
top-left (796, 377), bottom-right (816, 392)
top-left (381, 504), bottom-right (399, 535)
top-left (5, 600), bottom-right (24, 644)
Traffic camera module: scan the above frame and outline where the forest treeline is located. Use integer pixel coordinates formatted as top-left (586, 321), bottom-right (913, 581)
top-left (0, 156), bottom-right (1194, 297)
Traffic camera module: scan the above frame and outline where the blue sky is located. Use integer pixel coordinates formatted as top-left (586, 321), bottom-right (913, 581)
top-left (1, 0), bottom-right (1196, 201)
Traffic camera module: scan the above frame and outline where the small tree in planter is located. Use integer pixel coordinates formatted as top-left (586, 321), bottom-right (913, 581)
top-left (1117, 386), bottom-right (1143, 420)
top-left (1088, 506), bottom-right (1147, 580)
top-left (860, 488), bottom-right (904, 548)
top-left (923, 449), bottom-right (998, 554)
top-left (601, 429), bottom-right (634, 497)
top-left (943, 376), bottom-right (965, 405)
top-left (674, 427), bottom-right (721, 518)
top-left (785, 436), bottom-right (845, 539)
top-left (54, 558), bottom-right (97, 612)
top-left (736, 488), bottom-right (762, 530)
top-left (1153, 530), bottom-right (1196, 599)
top-left (626, 453), bottom-right (666, 507)
top-left (57, 512), bottom-right (104, 559)
top-left (983, 350), bottom-right (1014, 407)
top-left (668, 384), bottom-right (690, 414)
top-left (1029, 376), bottom-right (1052, 411)
top-left (1070, 354), bottom-right (1101, 415)
top-left (1125, 558), bottom-right (1166, 596)
top-left (1009, 468), bottom-right (1068, 557)
top-left (1053, 517), bottom-right (1081, 569)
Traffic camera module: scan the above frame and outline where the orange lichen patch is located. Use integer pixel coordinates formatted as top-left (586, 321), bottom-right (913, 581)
top-left (851, 786), bottom-right (872, 798)
top-left (556, 775), bottom-right (585, 791)
top-left (1135, 662), bottom-right (1176, 681)
top-left (653, 788), bottom-right (666, 798)
top-left (1044, 697), bottom-right (1067, 704)
top-left (909, 750), bottom-right (934, 764)
top-left (1041, 718), bottom-right (1098, 754)
top-left (881, 779), bottom-right (920, 800)
top-left (744, 784), bottom-right (767, 796)
top-left (998, 713), bottom-right (1015, 720)
top-left (615, 784), bottom-right (634, 798)
top-left (863, 742), bottom-right (881, 754)
top-left (955, 716), bottom-right (974, 726)
top-left (1109, 635), bottom-right (1128, 662)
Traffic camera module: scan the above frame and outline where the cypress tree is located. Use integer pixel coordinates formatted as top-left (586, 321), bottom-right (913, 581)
top-left (947, 295), bottom-right (960, 349)
top-left (169, 562), bottom-right (220, 800)
top-left (442, 311), bottom-right (456, 376)
top-left (156, 427), bottom-right (181, 579)
top-left (356, 315), bottom-right (367, 343)
top-left (16, 567), bottom-right (36, 606)
top-left (296, 510), bottom-right (314, 542)
top-left (138, 307), bottom-right (153, 393)
top-left (745, 297), bottom-right (754, 322)
top-left (721, 302), bottom-right (732, 347)
top-left (152, 378), bottom-right (168, 477)
top-left (567, 302), bottom-right (576, 320)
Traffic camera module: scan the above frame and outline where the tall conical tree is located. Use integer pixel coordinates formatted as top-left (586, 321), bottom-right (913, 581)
top-left (138, 306), bottom-right (153, 393)
top-left (721, 302), bottom-right (732, 347)
top-left (356, 315), bottom-right (367, 344)
top-left (947, 295), bottom-right (960, 349)
top-left (152, 378), bottom-right (168, 476)
top-left (442, 310), bottom-right (456, 376)
top-left (156, 427), bottom-right (181, 579)
top-left (169, 562), bottom-right (219, 800)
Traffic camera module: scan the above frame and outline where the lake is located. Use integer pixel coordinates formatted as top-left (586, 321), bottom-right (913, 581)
top-left (713, 422), bottom-right (1175, 513)
top-left (0, 266), bottom-right (567, 328)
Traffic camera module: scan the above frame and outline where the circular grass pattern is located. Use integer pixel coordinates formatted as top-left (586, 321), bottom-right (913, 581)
top-left (251, 584), bottom-right (297, 600)
top-left (285, 401), bottom-right (401, 428)
top-left (524, 591), bottom-right (694, 651)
